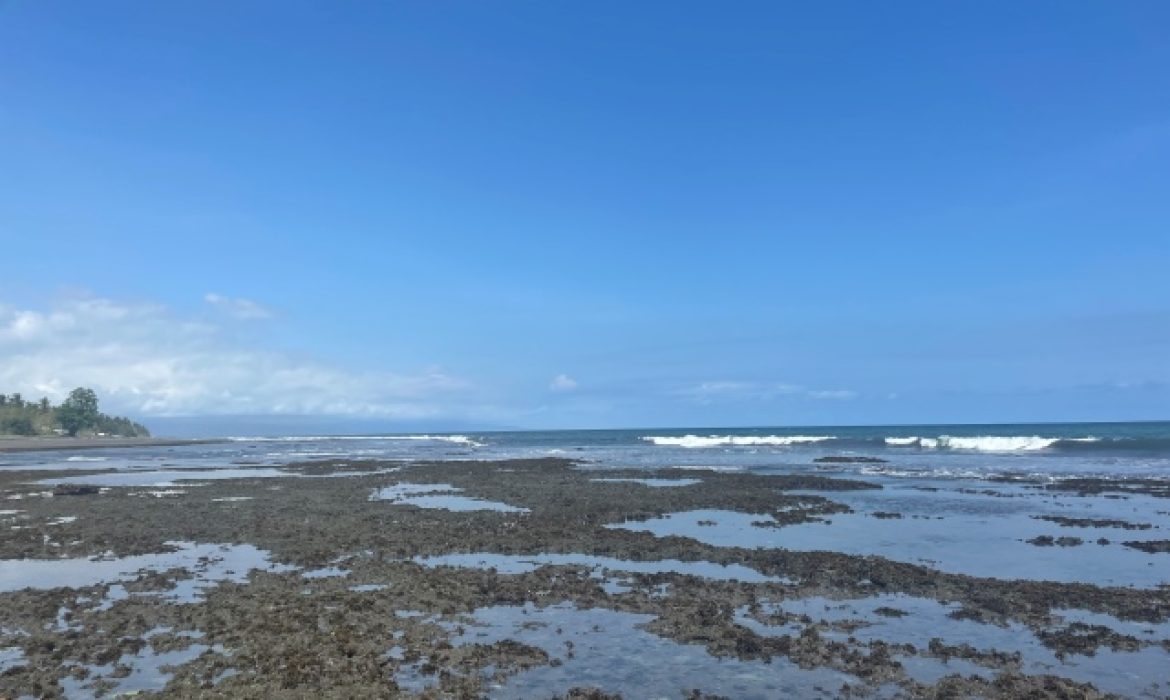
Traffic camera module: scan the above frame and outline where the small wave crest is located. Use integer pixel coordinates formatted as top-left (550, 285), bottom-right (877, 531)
top-left (642, 435), bottom-right (834, 448)
top-left (858, 465), bottom-right (1004, 479)
top-left (229, 435), bottom-right (484, 447)
top-left (64, 456), bottom-right (108, 462)
top-left (382, 435), bottom-right (484, 447)
top-left (670, 464), bottom-right (747, 472)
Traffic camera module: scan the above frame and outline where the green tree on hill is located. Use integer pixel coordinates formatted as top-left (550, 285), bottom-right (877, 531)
top-left (56, 387), bottom-right (101, 436)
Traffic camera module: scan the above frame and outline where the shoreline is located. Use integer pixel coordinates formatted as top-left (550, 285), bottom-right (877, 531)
top-left (0, 436), bottom-right (223, 453)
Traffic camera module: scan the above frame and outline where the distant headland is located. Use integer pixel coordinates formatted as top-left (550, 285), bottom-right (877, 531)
top-left (0, 387), bottom-right (149, 438)
top-left (0, 387), bottom-right (217, 452)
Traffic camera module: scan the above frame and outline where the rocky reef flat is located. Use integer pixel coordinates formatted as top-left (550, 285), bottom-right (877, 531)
top-left (2, 457), bottom-right (1169, 698)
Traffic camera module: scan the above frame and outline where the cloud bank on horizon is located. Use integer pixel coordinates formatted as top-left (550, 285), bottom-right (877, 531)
top-left (0, 292), bottom-right (1167, 428)
top-left (0, 293), bottom-right (871, 425)
top-left (0, 293), bottom-right (857, 419)
top-left (0, 294), bottom-right (469, 419)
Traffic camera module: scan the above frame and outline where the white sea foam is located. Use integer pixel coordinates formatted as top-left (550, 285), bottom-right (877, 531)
top-left (934, 436), bottom-right (1059, 451)
top-left (229, 434), bottom-right (483, 447)
top-left (641, 435), bottom-right (834, 448)
top-left (859, 466), bottom-right (993, 479)
top-left (885, 435), bottom-right (1070, 451)
top-left (382, 435), bottom-right (483, 447)
top-left (64, 456), bottom-right (108, 462)
top-left (670, 465), bottom-right (746, 473)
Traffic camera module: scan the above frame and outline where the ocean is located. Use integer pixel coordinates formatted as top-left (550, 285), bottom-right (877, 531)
top-left (5, 420), bottom-right (1168, 480)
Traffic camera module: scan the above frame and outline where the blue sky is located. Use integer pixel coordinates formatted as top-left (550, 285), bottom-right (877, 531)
top-left (1, 2), bottom-right (1168, 431)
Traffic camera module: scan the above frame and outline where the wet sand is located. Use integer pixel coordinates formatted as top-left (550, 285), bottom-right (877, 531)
top-left (1, 457), bottom-right (1168, 698)
top-left (0, 437), bottom-right (220, 453)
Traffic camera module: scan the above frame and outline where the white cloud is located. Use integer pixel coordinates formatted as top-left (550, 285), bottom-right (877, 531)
top-left (549, 374), bottom-right (578, 392)
top-left (806, 389), bottom-right (858, 400)
top-left (204, 293), bottom-right (273, 320)
top-left (676, 381), bottom-right (856, 403)
top-left (0, 295), bottom-right (468, 417)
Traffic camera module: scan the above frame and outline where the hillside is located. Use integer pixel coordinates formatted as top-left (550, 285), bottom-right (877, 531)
top-left (0, 388), bottom-right (149, 438)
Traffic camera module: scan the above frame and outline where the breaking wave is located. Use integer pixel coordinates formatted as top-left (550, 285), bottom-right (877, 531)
top-left (884, 436), bottom-right (1097, 451)
top-left (642, 435), bottom-right (834, 448)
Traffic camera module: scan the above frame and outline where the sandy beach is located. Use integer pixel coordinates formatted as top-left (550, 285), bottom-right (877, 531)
top-left (2, 452), bottom-right (1168, 698)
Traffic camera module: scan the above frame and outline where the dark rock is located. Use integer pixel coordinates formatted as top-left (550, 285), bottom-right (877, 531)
top-left (51, 484), bottom-right (100, 497)
top-left (1122, 540), bottom-right (1170, 554)
top-left (1026, 535), bottom-right (1083, 547)
top-left (1032, 515), bottom-right (1153, 530)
